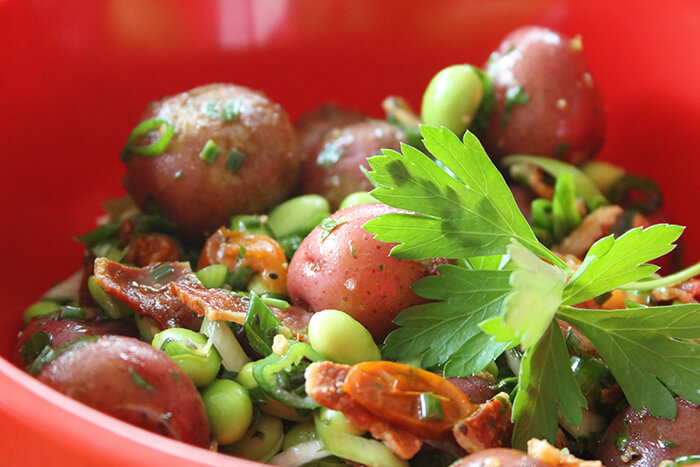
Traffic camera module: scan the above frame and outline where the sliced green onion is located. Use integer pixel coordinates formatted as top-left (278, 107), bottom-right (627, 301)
top-left (225, 148), bottom-right (246, 173)
top-left (129, 368), bottom-right (154, 391)
top-left (418, 392), bottom-right (444, 421)
top-left (23, 300), bottom-right (60, 324)
top-left (20, 331), bottom-right (52, 363)
top-left (552, 172), bottom-right (582, 242)
top-left (200, 318), bottom-right (251, 372)
top-left (197, 264), bottom-right (228, 289)
top-left (75, 222), bottom-right (121, 246)
top-left (205, 100), bottom-right (218, 119)
top-left (199, 139), bottom-right (220, 164)
top-left (123, 118), bottom-right (174, 159)
top-left (151, 263), bottom-right (174, 281)
top-left (59, 305), bottom-right (86, 321)
top-left (607, 174), bottom-right (662, 214)
top-left (27, 335), bottom-right (99, 375)
top-left (87, 276), bottom-right (133, 319)
top-left (225, 267), bottom-right (253, 290)
top-left (221, 99), bottom-right (240, 121)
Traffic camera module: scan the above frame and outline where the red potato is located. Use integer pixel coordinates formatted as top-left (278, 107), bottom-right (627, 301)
top-left (451, 448), bottom-right (549, 467)
top-left (446, 375), bottom-right (498, 404)
top-left (482, 27), bottom-right (605, 164)
top-left (294, 103), bottom-right (367, 156)
top-left (12, 316), bottom-right (137, 368)
top-left (37, 336), bottom-right (210, 448)
top-left (287, 203), bottom-right (441, 340)
top-left (597, 397), bottom-right (700, 467)
top-left (122, 83), bottom-right (302, 240)
top-left (301, 121), bottom-right (406, 209)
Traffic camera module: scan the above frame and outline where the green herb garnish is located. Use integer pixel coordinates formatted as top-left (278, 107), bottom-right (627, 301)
top-left (418, 392), bottom-right (444, 421)
top-left (366, 125), bottom-right (700, 448)
top-left (122, 118), bottom-right (174, 160)
top-left (129, 368), bottom-right (154, 392)
top-left (225, 148), bottom-right (245, 173)
top-left (199, 139), bottom-right (220, 164)
top-left (150, 263), bottom-right (174, 281)
top-left (20, 331), bottom-right (52, 363)
top-left (318, 219), bottom-right (346, 241)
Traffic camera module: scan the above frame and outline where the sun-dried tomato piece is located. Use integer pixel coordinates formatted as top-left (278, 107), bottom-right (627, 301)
top-left (125, 234), bottom-right (180, 267)
top-left (305, 361), bottom-right (423, 460)
top-left (94, 258), bottom-right (201, 330)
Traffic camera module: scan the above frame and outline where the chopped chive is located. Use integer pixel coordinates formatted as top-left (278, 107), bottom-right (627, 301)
top-left (27, 336), bottom-right (99, 375)
top-left (151, 263), bottom-right (174, 281)
top-left (196, 264), bottom-right (228, 289)
top-left (221, 99), bottom-right (240, 121)
top-left (59, 305), bottom-right (86, 321)
top-left (129, 368), bottom-right (154, 392)
top-left (199, 139), bottom-right (220, 164)
top-left (20, 331), bottom-right (52, 363)
top-left (225, 148), bottom-right (246, 172)
top-left (418, 392), bottom-right (444, 420)
top-left (123, 118), bottom-right (174, 159)
top-left (225, 267), bottom-right (253, 290)
top-left (379, 264), bottom-right (384, 271)
top-left (662, 438), bottom-right (679, 449)
top-left (171, 370), bottom-right (180, 382)
top-left (614, 419), bottom-right (629, 451)
top-left (75, 222), bottom-right (121, 247)
top-left (205, 100), bottom-right (218, 119)
top-left (237, 244), bottom-right (247, 260)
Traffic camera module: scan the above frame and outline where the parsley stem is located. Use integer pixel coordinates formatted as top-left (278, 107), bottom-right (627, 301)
top-left (619, 261), bottom-right (700, 291)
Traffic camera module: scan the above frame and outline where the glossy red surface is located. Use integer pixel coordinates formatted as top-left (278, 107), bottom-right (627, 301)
top-left (0, 0), bottom-right (698, 465)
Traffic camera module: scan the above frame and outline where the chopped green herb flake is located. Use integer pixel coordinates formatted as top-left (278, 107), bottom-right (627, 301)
top-left (316, 140), bottom-right (344, 167)
top-left (221, 99), bottom-right (240, 122)
top-left (171, 370), bottom-right (180, 382)
top-left (418, 392), bottom-right (444, 420)
top-left (76, 222), bottom-right (121, 247)
top-left (319, 219), bottom-right (346, 241)
top-left (20, 331), bottom-right (52, 363)
top-left (205, 100), bottom-right (218, 119)
top-left (662, 438), bottom-right (679, 449)
top-left (350, 245), bottom-right (356, 257)
top-left (554, 142), bottom-right (570, 159)
top-left (199, 139), bottom-right (221, 164)
top-left (379, 264), bottom-right (384, 271)
top-left (238, 244), bottom-right (247, 259)
top-left (151, 263), bottom-right (174, 281)
top-left (225, 149), bottom-right (245, 173)
top-left (129, 368), bottom-right (154, 392)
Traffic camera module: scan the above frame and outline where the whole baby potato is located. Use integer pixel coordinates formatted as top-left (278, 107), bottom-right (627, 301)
top-left (122, 83), bottom-right (302, 240)
top-left (37, 335), bottom-right (210, 447)
top-left (287, 203), bottom-right (440, 341)
top-left (294, 103), bottom-right (367, 156)
top-left (597, 397), bottom-right (700, 467)
top-left (482, 27), bottom-right (605, 164)
top-left (301, 121), bottom-right (406, 209)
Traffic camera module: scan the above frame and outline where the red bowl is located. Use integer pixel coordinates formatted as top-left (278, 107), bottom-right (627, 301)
top-left (1, 0), bottom-right (698, 465)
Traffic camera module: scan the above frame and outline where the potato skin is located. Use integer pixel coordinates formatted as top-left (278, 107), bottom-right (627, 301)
top-left (287, 203), bottom-right (438, 341)
top-left (295, 103), bottom-right (366, 156)
top-left (122, 83), bottom-right (301, 240)
top-left (301, 121), bottom-right (406, 209)
top-left (12, 317), bottom-right (137, 368)
top-left (482, 27), bottom-right (605, 164)
top-left (597, 397), bottom-right (700, 467)
top-left (452, 448), bottom-right (549, 467)
top-left (37, 335), bottom-right (210, 447)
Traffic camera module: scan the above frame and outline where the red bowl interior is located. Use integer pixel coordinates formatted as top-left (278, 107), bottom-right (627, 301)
top-left (1, 0), bottom-right (698, 465)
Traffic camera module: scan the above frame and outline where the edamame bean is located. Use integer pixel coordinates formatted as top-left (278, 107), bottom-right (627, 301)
top-left (152, 328), bottom-right (221, 387)
top-left (201, 379), bottom-right (253, 445)
top-left (196, 264), bottom-right (228, 289)
top-left (282, 420), bottom-right (317, 450)
top-left (319, 407), bottom-right (365, 437)
top-left (221, 414), bottom-right (284, 462)
top-left (237, 362), bottom-right (307, 421)
top-left (22, 300), bottom-right (60, 324)
top-left (421, 64), bottom-right (483, 135)
top-left (87, 276), bottom-right (133, 319)
top-left (338, 191), bottom-right (376, 210)
top-left (230, 214), bottom-right (272, 236)
top-left (308, 309), bottom-right (381, 364)
top-left (267, 194), bottom-right (330, 238)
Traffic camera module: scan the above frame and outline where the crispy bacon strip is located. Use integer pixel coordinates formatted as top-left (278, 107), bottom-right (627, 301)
top-left (170, 282), bottom-right (312, 340)
top-left (94, 258), bottom-right (202, 330)
top-left (453, 393), bottom-right (514, 454)
top-left (170, 282), bottom-right (248, 325)
top-left (305, 361), bottom-right (423, 460)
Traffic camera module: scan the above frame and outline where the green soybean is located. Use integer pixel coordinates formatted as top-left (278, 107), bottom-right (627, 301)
top-left (202, 379), bottom-right (253, 445)
top-left (87, 276), bottom-right (133, 319)
top-left (308, 309), bottom-right (380, 364)
top-left (236, 361), bottom-right (258, 390)
top-left (221, 413), bottom-right (284, 462)
top-left (421, 64), bottom-right (483, 136)
top-left (267, 194), bottom-right (330, 238)
top-left (152, 328), bottom-right (221, 387)
top-left (282, 420), bottom-right (317, 450)
top-left (338, 192), bottom-right (376, 210)
top-left (23, 300), bottom-right (60, 324)
top-left (319, 407), bottom-right (365, 437)
top-left (196, 264), bottom-right (228, 289)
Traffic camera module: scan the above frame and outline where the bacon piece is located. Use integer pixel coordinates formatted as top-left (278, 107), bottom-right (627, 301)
top-left (453, 393), bottom-right (513, 454)
top-left (170, 282), bottom-right (248, 325)
top-left (553, 205), bottom-right (623, 258)
top-left (527, 439), bottom-right (602, 467)
top-left (305, 361), bottom-right (423, 460)
top-left (94, 258), bottom-right (202, 330)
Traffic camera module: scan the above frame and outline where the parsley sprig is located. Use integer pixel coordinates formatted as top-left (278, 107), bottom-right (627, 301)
top-left (366, 126), bottom-right (700, 447)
